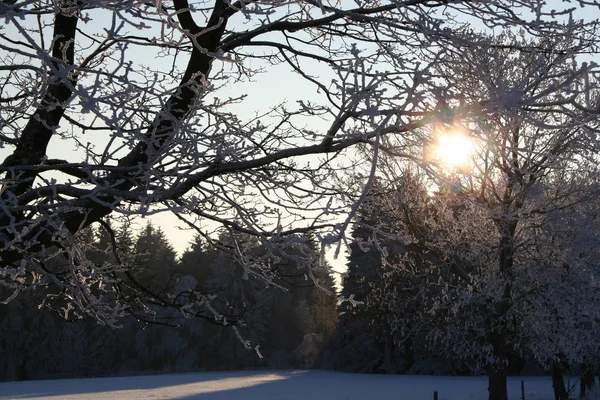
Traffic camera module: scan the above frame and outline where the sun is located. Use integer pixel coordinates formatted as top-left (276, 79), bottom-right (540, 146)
top-left (434, 133), bottom-right (474, 169)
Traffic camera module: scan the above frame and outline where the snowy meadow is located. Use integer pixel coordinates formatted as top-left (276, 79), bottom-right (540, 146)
top-left (0, 370), bottom-right (582, 400)
top-left (3, 2), bottom-right (600, 400)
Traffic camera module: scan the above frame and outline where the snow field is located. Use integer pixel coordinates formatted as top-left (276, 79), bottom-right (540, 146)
top-left (0, 370), bottom-right (587, 400)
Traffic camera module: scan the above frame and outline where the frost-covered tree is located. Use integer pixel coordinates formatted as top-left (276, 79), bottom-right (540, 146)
top-left (330, 173), bottom-right (479, 375)
top-left (1, 0), bottom-right (600, 342)
top-left (377, 33), bottom-right (600, 400)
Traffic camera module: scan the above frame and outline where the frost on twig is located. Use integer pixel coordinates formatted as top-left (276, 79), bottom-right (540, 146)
top-left (0, 0), bottom-right (598, 339)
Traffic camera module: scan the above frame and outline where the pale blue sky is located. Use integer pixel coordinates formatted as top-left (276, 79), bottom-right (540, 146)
top-left (1, 0), bottom-right (599, 282)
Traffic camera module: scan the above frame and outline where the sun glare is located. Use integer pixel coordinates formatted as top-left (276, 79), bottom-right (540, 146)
top-left (434, 133), bottom-right (474, 169)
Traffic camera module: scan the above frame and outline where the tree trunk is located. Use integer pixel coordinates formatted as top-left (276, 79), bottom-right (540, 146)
top-left (403, 336), bottom-right (415, 371)
top-left (552, 363), bottom-right (568, 400)
top-left (488, 365), bottom-right (508, 400)
top-left (581, 364), bottom-right (595, 398)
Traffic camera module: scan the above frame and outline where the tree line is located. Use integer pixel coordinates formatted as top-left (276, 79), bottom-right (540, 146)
top-left (0, 222), bottom-right (337, 381)
top-left (325, 30), bottom-right (600, 400)
top-left (329, 175), bottom-right (600, 382)
top-left (2, 166), bottom-right (599, 400)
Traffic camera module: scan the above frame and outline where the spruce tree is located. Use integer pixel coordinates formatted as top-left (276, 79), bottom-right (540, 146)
top-left (132, 222), bottom-right (178, 295)
top-left (329, 181), bottom-right (406, 373)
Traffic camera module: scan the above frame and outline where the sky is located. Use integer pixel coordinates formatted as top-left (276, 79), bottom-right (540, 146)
top-left (2, 0), bottom-right (600, 282)
top-left (0, 2), bottom-right (355, 286)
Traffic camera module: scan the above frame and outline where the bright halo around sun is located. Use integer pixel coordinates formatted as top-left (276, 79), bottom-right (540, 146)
top-left (434, 133), bottom-right (474, 169)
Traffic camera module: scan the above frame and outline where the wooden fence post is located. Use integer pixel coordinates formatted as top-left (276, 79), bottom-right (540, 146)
top-left (521, 380), bottom-right (525, 400)
top-left (433, 390), bottom-right (438, 400)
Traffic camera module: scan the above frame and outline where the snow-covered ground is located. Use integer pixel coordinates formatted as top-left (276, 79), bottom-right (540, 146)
top-left (0, 370), bottom-right (591, 400)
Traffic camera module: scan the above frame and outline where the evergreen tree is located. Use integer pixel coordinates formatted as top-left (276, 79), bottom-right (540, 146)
top-left (329, 174), bottom-right (469, 375)
top-left (264, 234), bottom-right (338, 367)
top-left (329, 180), bottom-right (411, 374)
top-left (132, 222), bottom-right (178, 295)
top-left (178, 235), bottom-right (218, 287)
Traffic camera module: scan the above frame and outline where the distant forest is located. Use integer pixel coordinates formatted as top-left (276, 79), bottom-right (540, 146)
top-left (2, 170), bottom-right (598, 383)
top-left (0, 222), bottom-right (338, 381)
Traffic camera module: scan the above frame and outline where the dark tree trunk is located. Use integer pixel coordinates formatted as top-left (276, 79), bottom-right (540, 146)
top-left (403, 336), bottom-right (415, 371)
top-left (552, 363), bottom-right (568, 400)
top-left (581, 364), bottom-right (595, 398)
top-left (487, 218), bottom-right (517, 400)
top-left (488, 365), bottom-right (508, 400)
